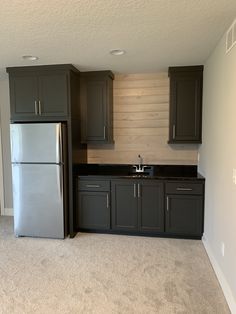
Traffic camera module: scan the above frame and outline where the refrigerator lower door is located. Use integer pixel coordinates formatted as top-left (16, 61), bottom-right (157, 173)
top-left (12, 163), bottom-right (64, 239)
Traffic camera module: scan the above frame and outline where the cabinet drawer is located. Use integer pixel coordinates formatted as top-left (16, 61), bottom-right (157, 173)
top-left (78, 179), bottom-right (110, 191)
top-left (165, 182), bottom-right (203, 195)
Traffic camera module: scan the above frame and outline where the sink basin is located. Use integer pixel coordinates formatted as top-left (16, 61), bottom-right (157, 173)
top-left (130, 165), bottom-right (154, 177)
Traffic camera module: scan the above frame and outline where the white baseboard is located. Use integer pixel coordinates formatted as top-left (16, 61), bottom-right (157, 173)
top-left (1, 207), bottom-right (13, 216)
top-left (202, 236), bottom-right (236, 314)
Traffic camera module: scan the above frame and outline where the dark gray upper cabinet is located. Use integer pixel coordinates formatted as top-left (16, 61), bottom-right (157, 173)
top-left (168, 66), bottom-right (203, 143)
top-left (38, 73), bottom-right (69, 117)
top-left (9, 75), bottom-right (38, 119)
top-left (80, 71), bottom-right (114, 144)
top-left (6, 64), bottom-right (78, 121)
top-left (111, 180), bottom-right (164, 233)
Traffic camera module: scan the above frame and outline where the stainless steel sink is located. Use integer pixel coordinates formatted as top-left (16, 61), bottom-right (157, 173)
top-left (131, 164), bottom-right (154, 177)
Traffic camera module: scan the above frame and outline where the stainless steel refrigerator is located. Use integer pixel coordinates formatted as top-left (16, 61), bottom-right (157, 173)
top-left (10, 123), bottom-right (67, 239)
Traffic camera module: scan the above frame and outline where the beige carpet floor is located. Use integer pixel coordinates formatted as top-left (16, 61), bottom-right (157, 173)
top-left (0, 216), bottom-right (230, 314)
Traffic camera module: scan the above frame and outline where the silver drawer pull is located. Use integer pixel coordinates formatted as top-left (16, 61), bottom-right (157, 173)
top-left (86, 184), bottom-right (100, 188)
top-left (38, 100), bottom-right (42, 115)
top-left (173, 124), bottom-right (176, 139)
top-left (137, 183), bottom-right (141, 198)
top-left (106, 194), bottom-right (109, 208)
top-left (103, 126), bottom-right (106, 139)
top-left (166, 196), bottom-right (169, 211)
top-left (176, 188), bottom-right (193, 191)
top-left (34, 100), bottom-right (38, 115)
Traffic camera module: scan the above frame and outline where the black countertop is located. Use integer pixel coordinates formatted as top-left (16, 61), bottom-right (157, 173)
top-left (75, 164), bottom-right (205, 181)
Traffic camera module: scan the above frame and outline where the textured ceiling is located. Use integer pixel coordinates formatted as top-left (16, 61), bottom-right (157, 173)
top-left (0, 0), bottom-right (236, 76)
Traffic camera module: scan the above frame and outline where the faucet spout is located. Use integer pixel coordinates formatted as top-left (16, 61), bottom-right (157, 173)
top-left (138, 154), bottom-right (142, 170)
top-left (132, 155), bottom-right (149, 174)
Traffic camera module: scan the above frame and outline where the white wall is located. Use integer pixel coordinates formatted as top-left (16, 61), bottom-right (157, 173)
top-left (199, 30), bottom-right (236, 312)
top-left (0, 79), bottom-right (13, 213)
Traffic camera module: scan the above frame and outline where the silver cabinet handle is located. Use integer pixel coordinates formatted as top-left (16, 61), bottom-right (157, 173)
top-left (34, 101), bottom-right (38, 115)
top-left (38, 100), bottom-right (42, 115)
top-left (134, 184), bottom-right (136, 198)
top-left (103, 126), bottom-right (106, 139)
top-left (86, 184), bottom-right (100, 188)
top-left (166, 196), bottom-right (169, 211)
top-left (176, 188), bottom-right (193, 191)
top-left (173, 124), bottom-right (176, 139)
top-left (106, 193), bottom-right (109, 208)
top-left (138, 183), bottom-right (141, 198)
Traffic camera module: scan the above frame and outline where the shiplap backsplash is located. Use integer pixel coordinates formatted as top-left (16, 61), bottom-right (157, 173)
top-left (87, 73), bottom-right (198, 165)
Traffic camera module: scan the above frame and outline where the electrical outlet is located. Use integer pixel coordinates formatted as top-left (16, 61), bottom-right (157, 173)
top-left (221, 242), bottom-right (225, 257)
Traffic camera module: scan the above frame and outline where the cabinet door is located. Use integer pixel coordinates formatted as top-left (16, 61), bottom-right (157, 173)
top-left (169, 66), bottom-right (203, 143)
top-left (139, 181), bottom-right (164, 233)
top-left (86, 80), bottom-right (107, 142)
top-left (78, 192), bottom-right (110, 230)
top-left (165, 195), bottom-right (203, 236)
top-left (38, 73), bottom-right (69, 117)
top-left (111, 180), bottom-right (138, 231)
top-left (9, 75), bottom-right (38, 120)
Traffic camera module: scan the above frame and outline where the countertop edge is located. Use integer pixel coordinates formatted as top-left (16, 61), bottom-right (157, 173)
top-left (77, 174), bottom-right (205, 181)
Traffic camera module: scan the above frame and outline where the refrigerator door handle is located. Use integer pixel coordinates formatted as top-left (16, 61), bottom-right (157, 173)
top-left (57, 123), bottom-right (63, 164)
top-left (59, 165), bottom-right (64, 204)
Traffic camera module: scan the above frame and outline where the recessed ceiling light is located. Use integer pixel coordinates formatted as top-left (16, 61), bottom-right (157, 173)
top-left (22, 55), bottom-right (39, 61)
top-left (110, 49), bottom-right (126, 56)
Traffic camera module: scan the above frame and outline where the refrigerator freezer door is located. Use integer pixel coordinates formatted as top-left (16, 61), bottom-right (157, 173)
top-left (10, 123), bottom-right (62, 163)
top-left (12, 163), bottom-right (64, 239)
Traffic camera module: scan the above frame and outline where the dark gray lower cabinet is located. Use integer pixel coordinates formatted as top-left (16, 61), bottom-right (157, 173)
top-left (77, 177), bottom-right (204, 238)
top-left (165, 195), bottom-right (203, 236)
top-left (165, 181), bottom-right (204, 237)
top-left (111, 180), bottom-right (164, 233)
top-left (78, 192), bottom-right (110, 230)
top-left (111, 180), bottom-right (138, 231)
top-left (77, 179), bottom-right (110, 230)
top-left (139, 181), bottom-right (164, 233)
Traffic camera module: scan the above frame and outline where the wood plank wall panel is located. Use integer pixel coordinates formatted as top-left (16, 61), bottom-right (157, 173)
top-left (88, 73), bottom-right (198, 165)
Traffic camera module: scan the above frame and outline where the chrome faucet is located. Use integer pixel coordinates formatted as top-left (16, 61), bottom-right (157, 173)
top-left (137, 154), bottom-right (142, 171)
top-left (133, 154), bottom-right (147, 173)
